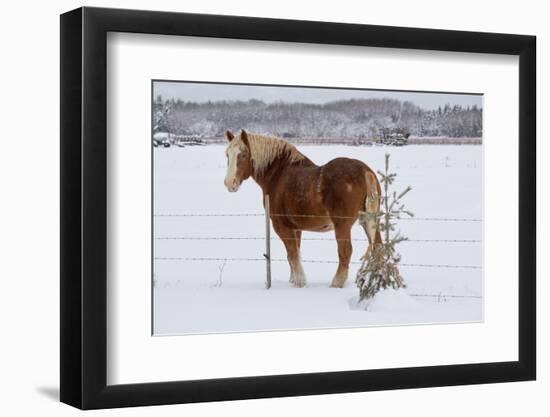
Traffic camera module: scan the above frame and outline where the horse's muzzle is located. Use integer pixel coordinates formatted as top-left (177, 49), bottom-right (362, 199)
top-left (225, 178), bottom-right (241, 192)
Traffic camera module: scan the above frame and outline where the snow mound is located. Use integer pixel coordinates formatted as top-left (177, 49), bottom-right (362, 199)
top-left (349, 288), bottom-right (418, 313)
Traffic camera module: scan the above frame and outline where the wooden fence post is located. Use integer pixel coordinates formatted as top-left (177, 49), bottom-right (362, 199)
top-left (264, 194), bottom-right (272, 289)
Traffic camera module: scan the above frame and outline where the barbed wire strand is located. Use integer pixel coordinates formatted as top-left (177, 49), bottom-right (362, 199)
top-left (154, 236), bottom-right (480, 243)
top-left (152, 279), bottom-right (481, 300)
top-left (154, 213), bottom-right (481, 222)
top-left (153, 256), bottom-right (481, 269)
top-left (408, 293), bottom-right (482, 299)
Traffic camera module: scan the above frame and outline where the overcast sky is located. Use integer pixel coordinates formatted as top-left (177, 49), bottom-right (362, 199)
top-left (153, 81), bottom-right (482, 110)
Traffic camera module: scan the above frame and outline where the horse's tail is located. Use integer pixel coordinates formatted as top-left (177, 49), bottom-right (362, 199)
top-left (358, 169), bottom-right (382, 259)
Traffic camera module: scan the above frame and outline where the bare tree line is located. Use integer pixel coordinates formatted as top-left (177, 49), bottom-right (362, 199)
top-left (153, 96), bottom-right (482, 140)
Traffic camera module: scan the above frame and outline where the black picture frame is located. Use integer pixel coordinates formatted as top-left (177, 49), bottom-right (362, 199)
top-left (60, 6), bottom-right (536, 410)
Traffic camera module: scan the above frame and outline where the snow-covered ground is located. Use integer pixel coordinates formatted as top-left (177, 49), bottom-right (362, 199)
top-left (153, 144), bottom-right (483, 335)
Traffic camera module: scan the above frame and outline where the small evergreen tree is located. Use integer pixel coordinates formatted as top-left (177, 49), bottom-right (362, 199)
top-left (356, 153), bottom-right (413, 301)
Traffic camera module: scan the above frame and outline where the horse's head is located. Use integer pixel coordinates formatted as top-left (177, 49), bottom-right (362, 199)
top-left (224, 129), bottom-right (253, 192)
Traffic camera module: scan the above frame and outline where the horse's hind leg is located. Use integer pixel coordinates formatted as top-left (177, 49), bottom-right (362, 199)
top-left (361, 188), bottom-right (382, 260)
top-left (330, 221), bottom-right (353, 288)
top-left (273, 223), bottom-right (306, 288)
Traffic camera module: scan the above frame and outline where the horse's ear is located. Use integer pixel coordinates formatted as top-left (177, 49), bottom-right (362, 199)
top-left (240, 129), bottom-right (250, 149)
top-left (225, 130), bottom-right (234, 142)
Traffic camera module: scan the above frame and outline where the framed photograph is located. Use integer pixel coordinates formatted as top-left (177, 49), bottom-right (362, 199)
top-left (60, 7), bottom-right (536, 410)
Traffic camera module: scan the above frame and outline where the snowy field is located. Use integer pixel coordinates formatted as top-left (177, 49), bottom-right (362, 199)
top-left (153, 144), bottom-right (483, 335)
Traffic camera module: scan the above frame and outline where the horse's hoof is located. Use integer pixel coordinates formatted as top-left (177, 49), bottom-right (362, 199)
top-left (293, 281), bottom-right (306, 288)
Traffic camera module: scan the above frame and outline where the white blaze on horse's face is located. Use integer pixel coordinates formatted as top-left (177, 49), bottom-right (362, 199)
top-left (224, 141), bottom-right (245, 192)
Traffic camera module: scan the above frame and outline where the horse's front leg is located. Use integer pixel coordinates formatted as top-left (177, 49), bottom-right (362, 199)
top-left (273, 223), bottom-right (306, 288)
top-left (289, 230), bottom-right (303, 285)
top-left (330, 221), bottom-right (353, 288)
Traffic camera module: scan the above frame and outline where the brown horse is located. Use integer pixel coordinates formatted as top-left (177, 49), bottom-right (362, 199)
top-left (224, 129), bottom-right (382, 288)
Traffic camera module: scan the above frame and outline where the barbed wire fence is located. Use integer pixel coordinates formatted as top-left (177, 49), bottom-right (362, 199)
top-left (153, 206), bottom-right (482, 300)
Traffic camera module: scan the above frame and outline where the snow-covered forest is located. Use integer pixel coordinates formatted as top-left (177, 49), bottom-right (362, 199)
top-left (153, 96), bottom-right (482, 140)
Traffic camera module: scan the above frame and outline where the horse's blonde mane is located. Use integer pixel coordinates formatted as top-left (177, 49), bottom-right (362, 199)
top-left (235, 131), bottom-right (306, 176)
